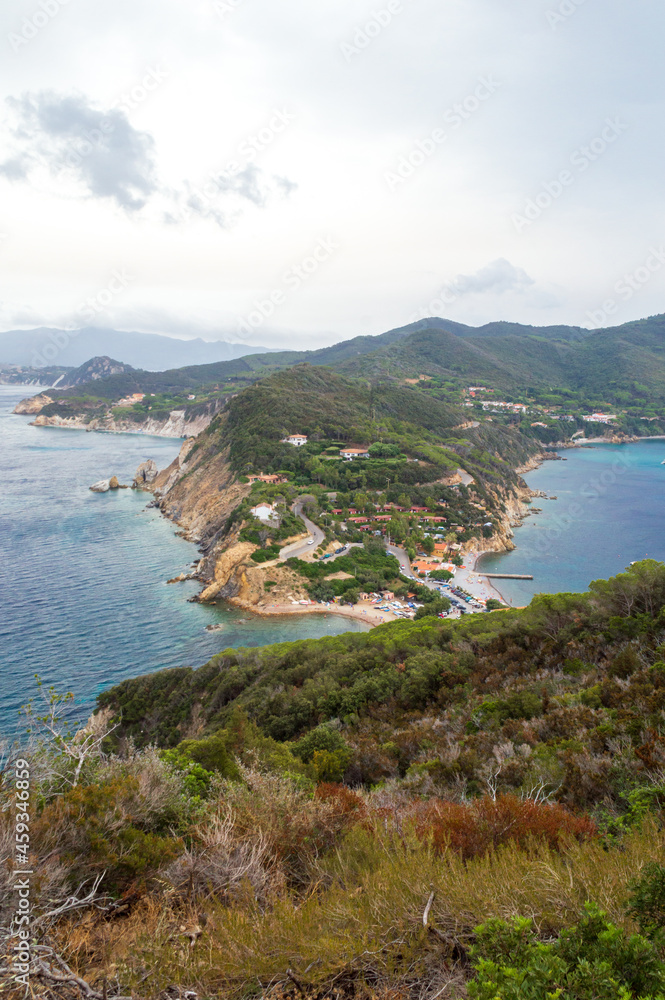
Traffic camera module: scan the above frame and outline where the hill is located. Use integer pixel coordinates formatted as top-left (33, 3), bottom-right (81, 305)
top-left (12, 560), bottom-right (665, 998)
top-left (56, 355), bottom-right (135, 388)
top-left (31, 313), bottom-right (665, 416)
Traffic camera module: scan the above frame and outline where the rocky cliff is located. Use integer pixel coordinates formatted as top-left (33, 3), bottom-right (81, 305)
top-left (14, 393), bottom-right (54, 414)
top-left (29, 407), bottom-right (212, 438)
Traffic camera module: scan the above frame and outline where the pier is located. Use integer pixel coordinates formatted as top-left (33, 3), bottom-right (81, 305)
top-left (483, 573), bottom-right (534, 580)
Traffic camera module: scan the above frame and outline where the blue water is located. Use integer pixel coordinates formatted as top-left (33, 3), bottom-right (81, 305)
top-left (479, 440), bottom-right (665, 606)
top-left (0, 386), bottom-right (368, 737)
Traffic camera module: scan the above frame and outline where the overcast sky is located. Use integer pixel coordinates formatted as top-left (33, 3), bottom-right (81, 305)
top-left (1, 0), bottom-right (664, 350)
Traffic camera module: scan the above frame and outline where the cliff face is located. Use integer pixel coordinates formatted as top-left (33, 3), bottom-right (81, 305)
top-left (30, 408), bottom-right (212, 438)
top-left (14, 393), bottom-right (54, 414)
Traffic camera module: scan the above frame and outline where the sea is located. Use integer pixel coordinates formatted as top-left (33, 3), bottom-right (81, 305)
top-left (479, 438), bottom-right (665, 606)
top-left (0, 385), bottom-right (369, 738)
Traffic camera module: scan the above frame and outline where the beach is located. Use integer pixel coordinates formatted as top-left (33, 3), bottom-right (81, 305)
top-left (454, 551), bottom-right (510, 604)
top-left (233, 598), bottom-right (400, 627)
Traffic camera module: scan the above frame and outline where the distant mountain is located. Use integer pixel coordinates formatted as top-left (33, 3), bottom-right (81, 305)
top-left (0, 327), bottom-right (274, 370)
top-left (57, 356), bottom-right (135, 388)
top-left (18, 313), bottom-right (665, 410)
top-left (403, 317), bottom-right (589, 342)
top-left (340, 314), bottom-right (665, 398)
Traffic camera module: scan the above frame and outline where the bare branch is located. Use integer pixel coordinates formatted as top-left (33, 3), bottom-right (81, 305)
top-left (422, 887), bottom-right (435, 927)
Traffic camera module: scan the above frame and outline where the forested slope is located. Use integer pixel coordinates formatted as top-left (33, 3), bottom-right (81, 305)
top-left (10, 562), bottom-right (665, 998)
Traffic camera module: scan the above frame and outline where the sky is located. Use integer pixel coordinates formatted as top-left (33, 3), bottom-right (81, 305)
top-left (1, 0), bottom-right (664, 351)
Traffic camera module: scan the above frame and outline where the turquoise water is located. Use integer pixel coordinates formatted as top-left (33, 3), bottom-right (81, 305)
top-left (0, 386), bottom-right (368, 737)
top-left (479, 440), bottom-right (665, 606)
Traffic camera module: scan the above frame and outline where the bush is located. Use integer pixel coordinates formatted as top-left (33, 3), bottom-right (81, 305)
top-left (408, 794), bottom-right (596, 860)
top-left (251, 544), bottom-right (280, 563)
top-left (32, 777), bottom-right (182, 893)
top-left (468, 903), bottom-right (665, 1000)
top-left (628, 861), bottom-right (665, 937)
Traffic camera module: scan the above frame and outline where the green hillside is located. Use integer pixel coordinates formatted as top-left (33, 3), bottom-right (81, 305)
top-left (39, 313), bottom-right (665, 417)
top-left (17, 561), bottom-right (665, 998)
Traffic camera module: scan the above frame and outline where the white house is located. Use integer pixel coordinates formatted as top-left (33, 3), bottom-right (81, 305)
top-left (250, 503), bottom-right (279, 524)
top-left (340, 447), bottom-right (370, 460)
top-left (281, 434), bottom-right (308, 446)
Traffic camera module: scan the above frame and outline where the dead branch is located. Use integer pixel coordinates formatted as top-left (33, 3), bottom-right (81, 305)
top-left (422, 887), bottom-right (435, 927)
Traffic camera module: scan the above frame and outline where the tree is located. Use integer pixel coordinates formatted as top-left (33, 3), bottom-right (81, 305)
top-left (430, 569), bottom-right (453, 582)
top-left (398, 493), bottom-right (411, 510)
top-left (388, 515), bottom-right (407, 544)
top-left (415, 596), bottom-right (451, 619)
top-left (486, 598), bottom-right (506, 611)
top-left (421, 536), bottom-right (435, 556)
top-left (589, 559), bottom-right (665, 618)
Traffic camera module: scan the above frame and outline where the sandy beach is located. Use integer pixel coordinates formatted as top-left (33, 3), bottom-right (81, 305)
top-left (232, 599), bottom-right (400, 628)
top-left (454, 550), bottom-right (509, 603)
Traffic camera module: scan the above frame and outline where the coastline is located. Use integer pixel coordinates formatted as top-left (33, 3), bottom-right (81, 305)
top-left (228, 598), bottom-right (399, 628)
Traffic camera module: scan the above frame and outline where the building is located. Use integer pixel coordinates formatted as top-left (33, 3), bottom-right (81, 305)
top-left (250, 503), bottom-right (279, 524)
top-left (116, 392), bottom-right (145, 407)
top-left (583, 413), bottom-right (617, 424)
top-left (281, 434), bottom-right (308, 446)
top-left (340, 447), bottom-right (370, 460)
top-left (246, 474), bottom-right (287, 485)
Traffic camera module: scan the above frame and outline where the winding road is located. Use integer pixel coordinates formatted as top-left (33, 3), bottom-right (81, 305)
top-left (278, 496), bottom-right (325, 560)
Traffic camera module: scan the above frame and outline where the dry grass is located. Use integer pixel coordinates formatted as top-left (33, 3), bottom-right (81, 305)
top-left (43, 819), bottom-right (665, 999)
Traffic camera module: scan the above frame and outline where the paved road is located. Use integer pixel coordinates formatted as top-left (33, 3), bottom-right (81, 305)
top-left (278, 497), bottom-right (325, 560)
top-left (387, 543), bottom-right (416, 579)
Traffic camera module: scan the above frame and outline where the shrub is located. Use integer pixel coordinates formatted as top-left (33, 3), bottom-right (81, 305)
top-left (408, 794), bottom-right (596, 860)
top-left (219, 768), bottom-right (355, 885)
top-left (628, 861), bottom-right (665, 937)
top-left (468, 903), bottom-right (665, 999)
top-left (291, 723), bottom-right (351, 765)
top-left (32, 777), bottom-right (182, 893)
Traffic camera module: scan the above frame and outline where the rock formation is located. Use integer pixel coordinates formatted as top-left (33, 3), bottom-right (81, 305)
top-left (133, 459), bottom-right (159, 488)
top-left (89, 476), bottom-right (126, 492)
top-left (13, 393), bottom-right (53, 415)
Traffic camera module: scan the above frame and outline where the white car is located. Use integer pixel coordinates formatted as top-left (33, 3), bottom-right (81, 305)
top-left (307, 539), bottom-right (315, 545)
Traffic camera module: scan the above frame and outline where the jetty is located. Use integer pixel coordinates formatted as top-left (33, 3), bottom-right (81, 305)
top-left (483, 573), bottom-right (534, 580)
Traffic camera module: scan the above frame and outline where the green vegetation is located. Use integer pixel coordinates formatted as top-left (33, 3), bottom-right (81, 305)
top-left (12, 560), bottom-right (665, 997)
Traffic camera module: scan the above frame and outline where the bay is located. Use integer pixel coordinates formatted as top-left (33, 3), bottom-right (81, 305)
top-left (0, 386), bottom-right (368, 737)
top-left (478, 440), bottom-right (665, 606)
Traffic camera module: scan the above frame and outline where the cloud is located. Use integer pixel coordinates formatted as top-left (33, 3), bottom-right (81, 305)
top-left (165, 163), bottom-right (297, 228)
top-left (451, 258), bottom-right (535, 297)
top-left (0, 91), bottom-right (297, 226)
top-left (0, 91), bottom-right (158, 211)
